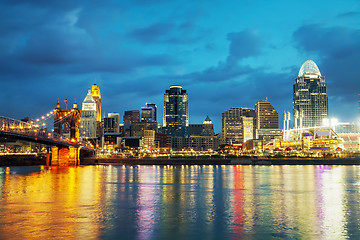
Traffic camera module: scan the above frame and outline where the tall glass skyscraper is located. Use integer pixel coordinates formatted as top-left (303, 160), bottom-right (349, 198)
top-left (293, 60), bottom-right (328, 128)
top-left (163, 86), bottom-right (189, 137)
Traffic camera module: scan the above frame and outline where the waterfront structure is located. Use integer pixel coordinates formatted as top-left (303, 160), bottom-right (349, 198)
top-left (221, 108), bottom-right (254, 144)
top-left (293, 60), bottom-right (328, 128)
top-left (80, 90), bottom-right (97, 138)
top-left (335, 122), bottom-right (360, 151)
top-left (54, 100), bottom-right (82, 141)
top-left (280, 126), bottom-right (343, 151)
top-left (256, 128), bottom-right (283, 142)
top-left (256, 100), bottom-right (278, 129)
top-left (91, 84), bottom-right (101, 123)
top-left (103, 113), bottom-right (120, 133)
top-left (163, 86), bottom-right (189, 138)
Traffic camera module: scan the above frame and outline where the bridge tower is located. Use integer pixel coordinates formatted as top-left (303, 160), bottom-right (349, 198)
top-left (53, 100), bottom-right (81, 142)
top-left (51, 100), bottom-right (82, 166)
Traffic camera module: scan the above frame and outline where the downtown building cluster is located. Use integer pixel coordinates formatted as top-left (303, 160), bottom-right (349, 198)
top-left (76, 60), bottom-right (359, 157)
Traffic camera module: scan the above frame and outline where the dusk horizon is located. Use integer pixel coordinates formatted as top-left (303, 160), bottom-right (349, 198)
top-left (1, 0), bottom-right (359, 133)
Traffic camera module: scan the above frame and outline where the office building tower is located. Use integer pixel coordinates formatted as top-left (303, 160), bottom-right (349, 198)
top-left (123, 110), bottom-right (140, 136)
top-left (221, 107), bottom-right (254, 144)
top-left (91, 84), bottom-right (101, 123)
top-left (123, 110), bottom-right (140, 123)
top-left (256, 100), bottom-right (279, 129)
top-left (146, 103), bottom-right (157, 122)
top-left (202, 116), bottom-right (215, 136)
top-left (141, 104), bottom-right (157, 122)
top-left (104, 113), bottom-right (120, 133)
top-left (293, 60), bottom-right (328, 128)
top-left (163, 86), bottom-right (189, 138)
top-left (80, 89), bottom-right (97, 138)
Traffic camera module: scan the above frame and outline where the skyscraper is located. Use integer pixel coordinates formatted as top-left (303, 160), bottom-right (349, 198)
top-left (91, 84), bottom-right (101, 123)
top-left (293, 60), bottom-right (328, 128)
top-left (123, 110), bottom-right (140, 137)
top-left (141, 104), bottom-right (157, 122)
top-left (80, 89), bottom-right (97, 138)
top-left (221, 107), bottom-right (254, 144)
top-left (103, 113), bottom-right (120, 133)
top-left (163, 85), bottom-right (189, 138)
top-left (145, 103), bottom-right (157, 122)
top-left (256, 100), bottom-right (279, 129)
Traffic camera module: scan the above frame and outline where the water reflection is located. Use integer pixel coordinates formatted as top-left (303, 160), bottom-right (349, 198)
top-left (1, 165), bottom-right (360, 239)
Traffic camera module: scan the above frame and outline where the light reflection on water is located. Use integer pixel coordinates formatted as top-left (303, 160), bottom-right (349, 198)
top-left (1, 165), bottom-right (360, 239)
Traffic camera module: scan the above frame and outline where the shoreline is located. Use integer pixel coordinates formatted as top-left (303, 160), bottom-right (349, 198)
top-left (82, 157), bottom-right (360, 166)
top-left (2, 155), bottom-right (360, 166)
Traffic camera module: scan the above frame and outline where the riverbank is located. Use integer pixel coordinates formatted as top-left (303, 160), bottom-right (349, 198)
top-left (0, 154), bottom-right (46, 166)
top-left (82, 157), bottom-right (360, 166)
top-left (1, 155), bottom-right (360, 166)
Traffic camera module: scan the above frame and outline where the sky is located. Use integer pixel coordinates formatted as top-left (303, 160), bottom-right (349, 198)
top-left (0, 0), bottom-right (359, 133)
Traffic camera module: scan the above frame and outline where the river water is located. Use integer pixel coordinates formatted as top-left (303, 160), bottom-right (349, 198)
top-left (0, 165), bottom-right (360, 239)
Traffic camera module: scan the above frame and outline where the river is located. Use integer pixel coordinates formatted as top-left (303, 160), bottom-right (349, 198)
top-left (0, 165), bottom-right (360, 239)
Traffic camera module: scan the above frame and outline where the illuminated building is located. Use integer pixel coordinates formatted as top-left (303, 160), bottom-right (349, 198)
top-left (293, 60), bottom-right (328, 128)
top-left (130, 121), bottom-right (157, 137)
top-left (202, 116), bottom-right (215, 136)
top-left (141, 103), bottom-right (157, 122)
top-left (256, 100), bottom-right (278, 129)
top-left (54, 100), bottom-right (81, 141)
top-left (163, 86), bottom-right (189, 138)
top-left (91, 84), bottom-right (101, 123)
top-left (80, 89), bottom-right (97, 138)
top-left (335, 122), bottom-right (360, 151)
top-left (103, 113), bottom-right (120, 133)
top-left (186, 116), bottom-right (218, 150)
top-left (143, 130), bottom-right (155, 149)
top-left (221, 108), bottom-right (254, 144)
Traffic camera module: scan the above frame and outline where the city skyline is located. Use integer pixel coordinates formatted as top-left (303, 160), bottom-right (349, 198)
top-left (1, 0), bottom-right (359, 133)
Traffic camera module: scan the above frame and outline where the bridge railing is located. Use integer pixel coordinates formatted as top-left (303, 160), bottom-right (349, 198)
top-left (0, 116), bottom-right (71, 144)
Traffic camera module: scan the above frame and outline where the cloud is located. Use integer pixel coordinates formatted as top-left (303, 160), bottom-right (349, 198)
top-left (130, 22), bottom-right (174, 43)
top-left (227, 29), bottom-right (263, 63)
top-left (337, 11), bottom-right (360, 18)
top-left (129, 21), bottom-right (210, 44)
top-left (182, 29), bottom-right (264, 83)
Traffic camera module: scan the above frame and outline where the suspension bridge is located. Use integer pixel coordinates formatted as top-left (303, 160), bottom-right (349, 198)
top-left (0, 100), bottom-right (94, 166)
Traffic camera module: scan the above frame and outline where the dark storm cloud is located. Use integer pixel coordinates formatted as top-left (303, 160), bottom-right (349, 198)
top-left (184, 29), bottom-right (264, 83)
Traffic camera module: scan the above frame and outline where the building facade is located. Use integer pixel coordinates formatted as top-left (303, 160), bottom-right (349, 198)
top-left (123, 110), bottom-right (140, 136)
top-left (91, 84), bottom-right (101, 123)
top-left (104, 113), bottom-right (120, 133)
top-left (80, 89), bottom-right (97, 138)
top-left (221, 107), bottom-right (254, 144)
top-left (256, 100), bottom-right (279, 129)
top-left (141, 103), bottom-right (157, 122)
top-left (293, 60), bottom-right (328, 128)
top-left (163, 86), bottom-right (189, 138)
